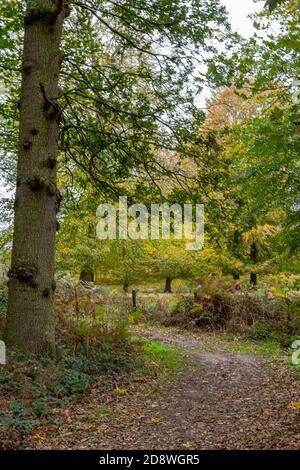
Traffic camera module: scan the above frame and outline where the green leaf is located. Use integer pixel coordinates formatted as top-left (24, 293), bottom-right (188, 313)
top-left (264, 0), bottom-right (284, 11)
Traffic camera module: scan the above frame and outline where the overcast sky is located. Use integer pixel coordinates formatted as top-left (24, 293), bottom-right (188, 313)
top-left (221, 0), bottom-right (263, 38)
top-left (197, 0), bottom-right (264, 107)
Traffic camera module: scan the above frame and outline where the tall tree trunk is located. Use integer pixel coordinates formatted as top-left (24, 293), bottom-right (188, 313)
top-left (164, 276), bottom-right (172, 293)
top-left (5, 1), bottom-right (69, 355)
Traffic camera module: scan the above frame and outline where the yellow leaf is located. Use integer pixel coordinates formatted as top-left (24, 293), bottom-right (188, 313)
top-left (115, 387), bottom-right (127, 396)
top-left (182, 442), bottom-right (195, 449)
top-left (289, 402), bottom-right (300, 410)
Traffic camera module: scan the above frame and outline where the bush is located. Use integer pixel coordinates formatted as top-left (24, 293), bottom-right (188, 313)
top-left (55, 282), bottom-right (136, 349)
top-left (138, 294), bottom-right (194, 326)
top-left (139, 278), bottom-right (300, 344)
top-left (56, 369), bottom-right (93, 396)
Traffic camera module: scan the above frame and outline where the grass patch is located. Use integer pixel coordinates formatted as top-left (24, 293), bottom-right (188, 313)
top-left (134, 324), bottom-right (284, 358)
top-left (132, 338), bottom-right (182, 383)
top-left (223, 337), bottom-right (282, 356)
top-left (143, 340), bottom-right (181, 369)
top-left (285, 358), bottom-right (300, 381)
top-left (89, 405), bottom-right (118, 418)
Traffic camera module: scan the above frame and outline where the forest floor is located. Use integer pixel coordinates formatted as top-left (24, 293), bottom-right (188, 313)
top-left (42, 325), bottom-right (300, 450)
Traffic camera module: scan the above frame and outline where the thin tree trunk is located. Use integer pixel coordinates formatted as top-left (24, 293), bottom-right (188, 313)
top-left (164, 276), bottom-right (172, 293)
top-left (5, 1), bottom-right (69, 355)
top-left (80, 269), bottom-right (94, 283)
top-left (123, 274), bottom-right (129, 293)
top-left (132, 290), bottom-right (137, 310)
top-left (250, 241), bottom-right (258, 287)
top-left (250, 271), bottom-right (257, 286)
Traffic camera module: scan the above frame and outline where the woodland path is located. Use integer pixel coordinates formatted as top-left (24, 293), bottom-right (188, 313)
top-left (44, 326), bottom-right (299, 450)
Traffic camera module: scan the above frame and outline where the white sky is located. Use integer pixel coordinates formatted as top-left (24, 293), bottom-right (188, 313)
top-left (198, 0), bottom-right (265, 107)
top-left (221, 0), bottom-right (263, 38)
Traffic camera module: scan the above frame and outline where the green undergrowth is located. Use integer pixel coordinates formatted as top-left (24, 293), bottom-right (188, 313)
top-left (0, 284), bottom-right (185, 449)
top-left (284, 358), bottom-right (300, 381)
top-left (0, 342), bottom-right (134, 436)
top-left (220, 334), bottom-right (283, 356)
top-left (0, 335), bottom-right (182, 449)
top-left (133, 338), bottom-right (182, 383)
top-left (134, 323), bottom-right (285, 358)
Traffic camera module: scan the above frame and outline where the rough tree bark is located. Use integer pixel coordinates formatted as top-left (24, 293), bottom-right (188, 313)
top-left (5, 1), bottom-right (69, 355)
top-left (164, 276), bottom-right (172, 293)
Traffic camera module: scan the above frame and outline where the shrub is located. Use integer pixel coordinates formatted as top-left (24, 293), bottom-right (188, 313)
top-left (56, 369), bottom-right (93, 396)
top-left (139, 278), bottom-right (300, 344)
top-left (55, 282), bottom-right (135, 349)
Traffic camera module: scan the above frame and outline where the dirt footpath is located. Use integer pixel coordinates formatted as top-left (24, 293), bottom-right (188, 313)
top-left (44, 326), bottom-right (300, 450)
